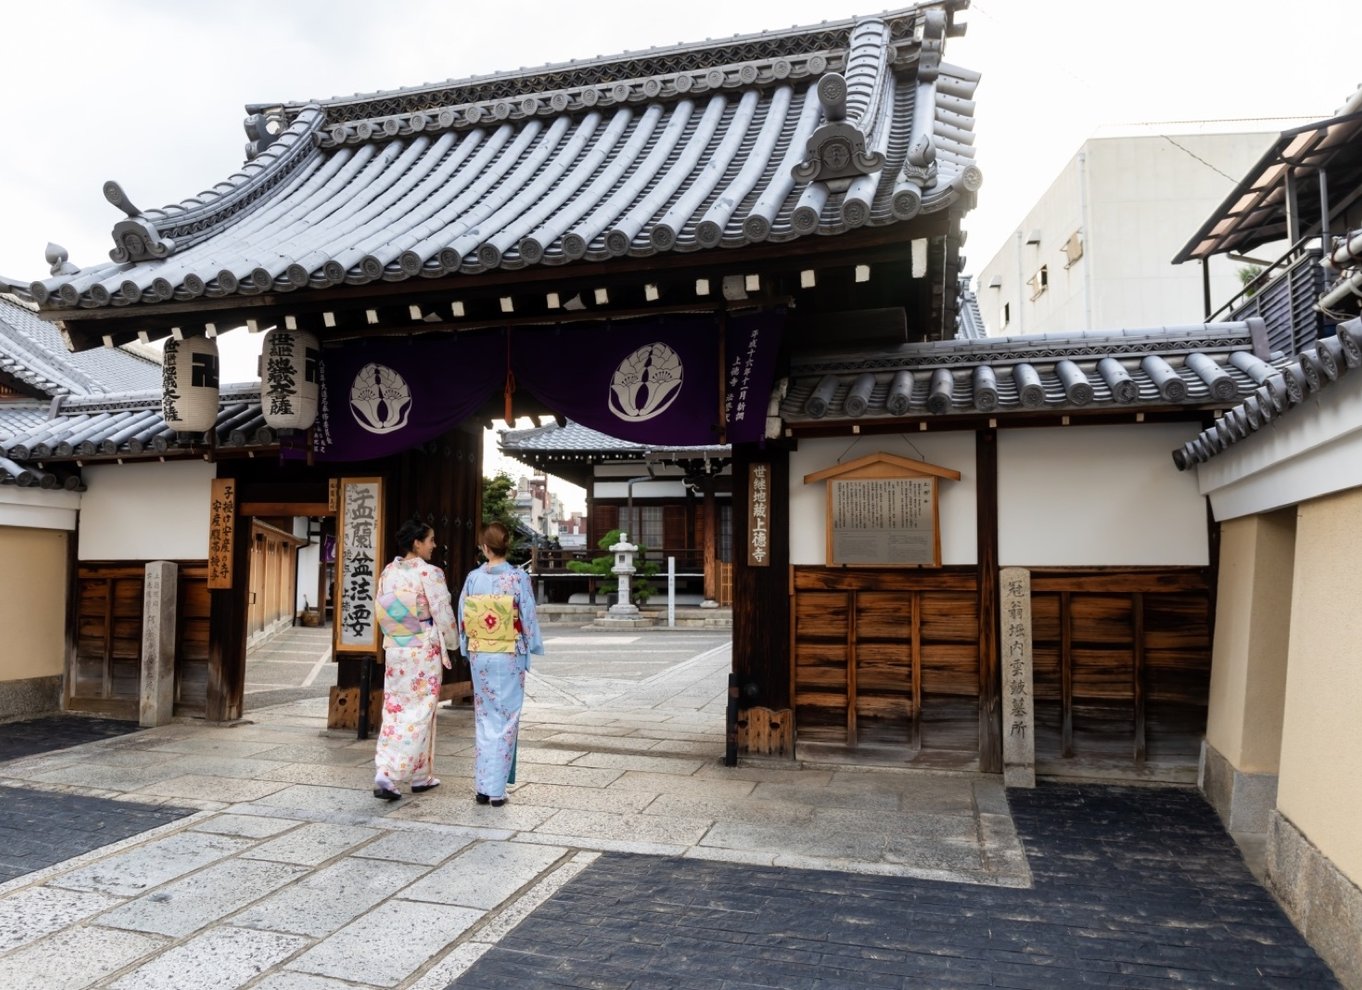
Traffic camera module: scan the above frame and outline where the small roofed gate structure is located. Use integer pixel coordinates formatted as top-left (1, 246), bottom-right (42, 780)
top-left (2, 3), bottom-right (983, 728)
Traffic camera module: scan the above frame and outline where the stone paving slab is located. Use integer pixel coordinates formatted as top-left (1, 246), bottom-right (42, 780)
top-left (232, 857), bottom-right (430, 937)
top-left (287, 899), bottom-right (481, 987)
top-left (96, 856), bottom-right (311, 937)
top-left (0, 884), bottom-right (120, 952)
top-left (353, 828), bottom-right (473, 866)
top-left (0, 923), bottom-right (166, 990)
top-left (238, 821), bottom-right (379, 865)
top-left (50, 830), bottom-right (254, 897)
top-left (131, 773), bottom-right (293, 803)
top-left (107, 925), bottom-right (310, 990)
top-left (402, 840), bottom-right (567, 909)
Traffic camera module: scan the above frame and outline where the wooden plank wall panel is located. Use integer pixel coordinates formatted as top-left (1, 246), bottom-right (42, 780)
top-left (1028, 570), bottom-right (1211, 765)
top-left (175, 566), bottom-right (211, 714)
top-left (792, 568), bottom-right (980, 758)
top-left (793, 589), bottom-right (850, 743)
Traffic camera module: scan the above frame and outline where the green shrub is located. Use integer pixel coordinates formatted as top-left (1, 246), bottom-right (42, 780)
top-left (566, 528), bottom-right (660, 604)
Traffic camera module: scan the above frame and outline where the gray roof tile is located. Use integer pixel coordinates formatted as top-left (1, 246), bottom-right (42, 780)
top-left (1172, 318), bottom-right (1362, 469)
top-left (21, 5), bottom-right (980, 312)
top-left (500, 420), bottom-right (727, 455)
top-left (780, 320), bottom-right (1273, 425)
top-left (0, 295), bottom-right (161, 395)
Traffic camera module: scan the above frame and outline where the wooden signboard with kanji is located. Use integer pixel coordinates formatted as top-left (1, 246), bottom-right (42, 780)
top-left (333, 476), bottom-right (383, 654)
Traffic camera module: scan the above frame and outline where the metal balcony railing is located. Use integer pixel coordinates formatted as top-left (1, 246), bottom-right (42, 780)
top-left (1209, 240), bottom-right (1327, 359)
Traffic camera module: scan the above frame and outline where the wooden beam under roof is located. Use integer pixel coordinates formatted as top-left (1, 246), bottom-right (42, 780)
top-left (49, 220), bottom-right (949, 352)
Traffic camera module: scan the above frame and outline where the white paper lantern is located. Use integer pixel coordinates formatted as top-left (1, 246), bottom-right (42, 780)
top-left (260, 328), bottom-right (320, 430)
top-left (162, 336), bottom-right (220, 433)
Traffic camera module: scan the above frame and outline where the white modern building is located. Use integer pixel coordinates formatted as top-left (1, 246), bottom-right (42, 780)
top-left (974, 122), bottom-right (1309, 336)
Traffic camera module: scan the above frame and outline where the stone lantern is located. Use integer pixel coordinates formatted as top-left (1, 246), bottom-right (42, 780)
top-left (608, 532), bottom-right (639, 616)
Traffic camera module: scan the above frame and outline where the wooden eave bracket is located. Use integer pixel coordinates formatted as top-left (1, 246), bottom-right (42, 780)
top-left (803, 450), bottom-right (961, 484)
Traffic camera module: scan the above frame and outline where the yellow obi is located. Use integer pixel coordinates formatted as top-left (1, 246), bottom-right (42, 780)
top-left (464, 594), bottom-right (517, 653)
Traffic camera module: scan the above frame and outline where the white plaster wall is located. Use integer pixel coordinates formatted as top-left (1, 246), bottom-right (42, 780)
top-left (998, 423), bottom-right (1209, 566)
top-left (0, 487), bottom-right (79, 531)
top-left (295, 516), bottom-right (320, 612)
top-left (594, 479), bottom-right (687, 499)
top-left (789, 433), bottom-right (977, 566)
top-left (78, 460), bottom-right (215, 561)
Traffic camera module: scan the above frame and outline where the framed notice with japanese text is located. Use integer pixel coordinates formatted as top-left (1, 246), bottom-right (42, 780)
top-left (208, 478), bottom-right (235, 589)
top-left (747, 463), bottom-right (771, 567)
top-left (803, 452), bottom-right (961, 568)
top-left (829, 477), bottom-right (937, 566)
top-left (333, 477), bottom-right (384, 653)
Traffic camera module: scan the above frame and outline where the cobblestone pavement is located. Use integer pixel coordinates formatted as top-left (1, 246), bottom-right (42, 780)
top-left (0, 788), bottom-right (195, 885)
top-left (449, 784), bottom-right (1339, 989)
top-left (0, 714), bottom-right (145, 762)
top-left (0, 627), bottom-right (1342, 988)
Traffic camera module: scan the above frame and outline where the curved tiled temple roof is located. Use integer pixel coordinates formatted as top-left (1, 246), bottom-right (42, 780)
top-left (1172, 318), bottom-right (1362, 470)
top-left (0, 295), bottom-right (160, 396)
top-left (778, 319), bottom-right (1274, 427)
top-left (501, 419), bottom-right (727, 456)
top-left (0, 383), bottom-right (276, 472)
top-left (12, 3), bottom-right (979, 314)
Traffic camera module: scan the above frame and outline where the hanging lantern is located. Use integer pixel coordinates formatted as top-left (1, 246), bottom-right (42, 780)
top-left (260, 328), bottom-right (320, 430)
top-left (162, 336), bottom-right (220, 433)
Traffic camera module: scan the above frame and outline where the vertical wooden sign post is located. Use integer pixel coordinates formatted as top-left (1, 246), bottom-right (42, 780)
top-left (208, 478), bottom-right (235, 589)
top-left (334, 477), bottom-right (384, 738)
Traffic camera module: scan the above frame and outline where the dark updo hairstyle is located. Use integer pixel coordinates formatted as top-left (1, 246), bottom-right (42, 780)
top-left (395, 517), bottom-right (433, 556)
top-left (480, 521), bottom-right (511, 558)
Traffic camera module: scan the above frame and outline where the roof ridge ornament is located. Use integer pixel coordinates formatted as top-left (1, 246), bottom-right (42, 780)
top-left (790, 72), bottom-right (885, 190)
top-left (45, 244), bottom-right (79, 277)
top-left (104, 180), bottom-right (174, 264)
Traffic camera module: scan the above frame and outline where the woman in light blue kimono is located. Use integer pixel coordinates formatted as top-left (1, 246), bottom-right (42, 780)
top-left (457, 522), bottom-right (543, 806)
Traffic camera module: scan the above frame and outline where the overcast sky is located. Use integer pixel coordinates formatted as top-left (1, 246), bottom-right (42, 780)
top-left (1, 1), bottom-right (1356, 505)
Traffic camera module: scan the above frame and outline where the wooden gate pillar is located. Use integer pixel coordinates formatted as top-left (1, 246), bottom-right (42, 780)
top-left (731, 442), bottom-right (791, 753)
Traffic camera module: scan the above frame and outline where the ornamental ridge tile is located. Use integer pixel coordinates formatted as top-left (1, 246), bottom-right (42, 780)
top-left (268, 8), bottom-right (943, 128)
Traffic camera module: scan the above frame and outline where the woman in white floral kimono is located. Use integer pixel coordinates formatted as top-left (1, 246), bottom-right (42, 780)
top-left (372, 518), bottom-right (458, 800)
top-left (457, 522), bottom-right (543, 806)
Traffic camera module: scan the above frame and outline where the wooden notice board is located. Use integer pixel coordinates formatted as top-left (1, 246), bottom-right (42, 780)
top-left (804, 452), bottom-right (961, 568)
top-left (207, 478), bottom-right (236, 589)
top-left (334, 476), bottom-right (384, 654)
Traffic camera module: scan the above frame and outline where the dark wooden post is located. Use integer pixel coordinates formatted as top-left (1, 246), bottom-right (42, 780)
top-left (976, 428), bottom-right (1002, 773)
top-left (207, 475), bottom-right (250, 722)
top-left (701, 475), bottom-right (717, 603)
top-left (731, 442), bottom-right (791, 711)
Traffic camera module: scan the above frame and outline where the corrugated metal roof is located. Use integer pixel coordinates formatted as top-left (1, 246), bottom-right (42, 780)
top-left (779, 320), bottom-right (1273, 425)
top-left (18, 4), bottom-right (980, 313)
top-left (1172, 318), bottom-right (1362, 470)
top-left (0, 294), bottom-right (161, 395)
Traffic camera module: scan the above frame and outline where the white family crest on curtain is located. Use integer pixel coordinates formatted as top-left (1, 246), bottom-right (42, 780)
top-left (162, 336), bottom-right (220, 432)
top-left (349, 362), bottom-right (413, 435)
top-left (608, 342), bottom-right (684, 423)
top-left (261, 328), bottom-right (320, 430)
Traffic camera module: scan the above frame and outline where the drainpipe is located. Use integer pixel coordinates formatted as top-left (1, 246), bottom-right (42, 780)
top-left (1015, 230), bottom-right (1025, 334)
top-left (1077, 150), bottom-right (1094, 328)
